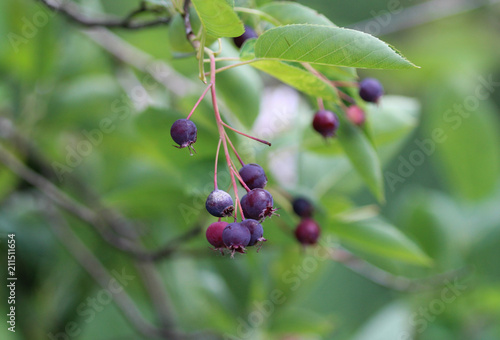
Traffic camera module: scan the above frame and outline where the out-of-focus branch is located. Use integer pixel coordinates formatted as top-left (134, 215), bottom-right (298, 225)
top-left (331, 248), bottom-right (470, 292)
top-left (37, 0), bottom-right (171, 29)
top-left (43, 201), bottom-right (181, 339)
top-left (82, 28), bottom-right (195, 97)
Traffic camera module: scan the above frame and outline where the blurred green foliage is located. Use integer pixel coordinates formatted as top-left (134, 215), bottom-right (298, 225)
top-left (0, 0), bottom-right (500, 339)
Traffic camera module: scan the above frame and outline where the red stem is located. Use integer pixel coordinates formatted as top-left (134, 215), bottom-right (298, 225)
top-left (214, 138), bottom-right (221, 189)
top-left (186, 83), bottom-right (212, 120)
top-left (230, 158), bottom-right (251, 192)
top-left (226, 134), bottom-right (245, 167)
top-left (317, 97), bottom-right (325, 111)
top-left (221, 121), bottom-right (271, 146)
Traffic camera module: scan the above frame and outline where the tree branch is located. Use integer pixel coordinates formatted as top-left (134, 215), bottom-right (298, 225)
top-left (37, 0), bottom-right (171, 29)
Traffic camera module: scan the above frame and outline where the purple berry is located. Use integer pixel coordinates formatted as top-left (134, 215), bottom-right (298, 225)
top-left (292, 197), bottom-right (314, 218)
top-left (233, 26), bottom-right (258, 48)
top-left (170, 119), bottom-right (197, 151)
top-left (346, 105), bottom-right (366, 126)
top-left (239, 163), bottom-right (267, 189)
top-left (295, 219), bottom-right (321, 245)
top-left (241, 219), bottom-right (266, 247)
top-left (359, 78), bottom-right (384, 103)
top-left (241, 188), bottom-right (276, 221)
top-left (206, 221), bottom-right (228, 249)
top-left (206, 190), bottom-right (234, 217)
top-left (312, 110), bottom-right (339, 138)
top-left (222, 222), bottom-right (251, 254)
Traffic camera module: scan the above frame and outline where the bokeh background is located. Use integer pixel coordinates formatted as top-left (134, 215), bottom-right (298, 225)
top-left (1, 0), bottom-right (500, 339)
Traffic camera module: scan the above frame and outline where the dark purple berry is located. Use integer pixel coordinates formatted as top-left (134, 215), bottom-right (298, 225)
top-left (206, 190), bottom-right (234, 217)
top-left (312, 110), bottom-right (339, 138)
top-left (233, 25), bottom-right (258, 48)
top-left (206, 221), bottom-right (228, 249)
top-left (239, 163), bottom-right (267, 189)
top-left (346, 105), bottom-right (366, 126)
top-left (241, 219), bottom-right (266, 247)
top-left (222, 222), bottom-right (251, 255)
top-left (295, 219), bottom-right (321, 245)
top-left (292, 197), bottom-right (314, 218)
top-left (359, 78), bottom-right (384, 103)
top-left (241, 188), bottom-right (276, 220)
top-left (170, 119), bottom-right (197, 152)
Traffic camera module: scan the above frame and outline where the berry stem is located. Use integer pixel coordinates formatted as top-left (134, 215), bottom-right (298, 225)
top-left (317, 97), bottom-right (325, 111)
top-left (221, 121), bottom-right (271, 146)
top-left (331, 81), bottom-right (359, 88)
top-left (229, 158), bottom-right (251, 192)
top-left (226, 134), bottom-right (245, 166)
top-left (214, 137), bottom-right (222, 189)
top-left (207, 60), bottom-right (257, 76)
top-left (187, 83), bottom-right (212, 120)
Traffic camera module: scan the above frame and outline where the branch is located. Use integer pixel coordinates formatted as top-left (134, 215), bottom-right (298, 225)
top-left (37, 0), bottom-right (171, 29)
top-left (331, 248), bottom-right (470, 292)
top-left (42, 201), bottom-right (180, 339)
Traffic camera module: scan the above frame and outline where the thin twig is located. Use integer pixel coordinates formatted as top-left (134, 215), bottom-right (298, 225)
top-left (37, 0), bottom-right (171, 29)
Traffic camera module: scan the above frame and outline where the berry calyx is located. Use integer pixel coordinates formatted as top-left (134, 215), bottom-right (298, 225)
top-left (312, 110), bottom-right (339, 138)
top-left (345, 105), bottom-right (366, 126)
top-left (205, 190), bottom-right (234, 217)
top-left (206, 221), bottom-right (228, 250)
top-left (239, 163), bottom-right (267, 190)
top-left (241, 188), bottom-right (276, 221)
top-left (241, 219), bottom-right (266, 247)
top-left (170, 119), bottom-right (197, 153)
top-left (294, 218), bottom-right (321, 245)
top-left (292, 197), bottom-right (314, 218)
top-left (233, 26), bottom-right (258, 48)
top-left (359, 78), bottom-right (384, 103)
top-left (222, 222), bottom-right (251, 256)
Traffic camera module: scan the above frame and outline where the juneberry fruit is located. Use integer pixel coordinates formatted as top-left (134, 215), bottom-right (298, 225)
top-left (222, 222), bottom-right (251, 255)
top-left (239, 163), bottom-right (267, 190)
top-left (241, 219), bottom-right (266, 247)
top-left (206, 190), bottom-right (234, 217)
top-left (359, 78), bottom-right (384, 103)
top-left (312, 110), bottom-right (339, 138)
top-left (241, 188), bottom-right (276, 220)
top-left (292, 197), bottom-right (314, 218)
top-left (345, 105), bottom-right (366, 126)
top-left (295, 218), bottom-right (321, 245)
top-left (206, 221), bottom-right (228, 249)
top-left (170, 119), bottom-right (197, 151)
top-left (233, 25), bottom-right (258, 48)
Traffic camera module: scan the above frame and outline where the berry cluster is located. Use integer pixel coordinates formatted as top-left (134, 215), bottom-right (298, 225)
top-left (169, 48), bottom-right (275, 257)
top-left (311, 77), bottom-right (384, 138)
top-left (291, 197), bottom-right (321, 246)
top-left (205, 163), bottom-right (273, 257)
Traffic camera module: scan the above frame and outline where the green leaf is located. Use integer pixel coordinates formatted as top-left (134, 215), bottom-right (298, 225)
top-left (330, 218), bottom-right (433, 266)
top-left (241, 39), bottom-right (339, 102)
top-left (191, 0), bottom-right (244, 38)
top-left (337, 116), bottom-right (385, 202)
top-left (254, 24), bottom-right (417, 69)
top-left (259, 2), bottom-right (336, 26)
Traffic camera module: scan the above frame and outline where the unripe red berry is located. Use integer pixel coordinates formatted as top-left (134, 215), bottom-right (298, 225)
top-left (345, 105), bottom-right (366, 126)
top-left (206, 221), bottom-right (228, 249)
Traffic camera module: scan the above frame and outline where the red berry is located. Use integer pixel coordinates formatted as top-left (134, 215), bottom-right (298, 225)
top-left (294, 219), bottom-right (321, 245)
top-left (206, 221), bottom-right (228, 249)
top-left (312, 110), bottom-right (339, 138)
top-left (346, 105), bottom-right (366, 126)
